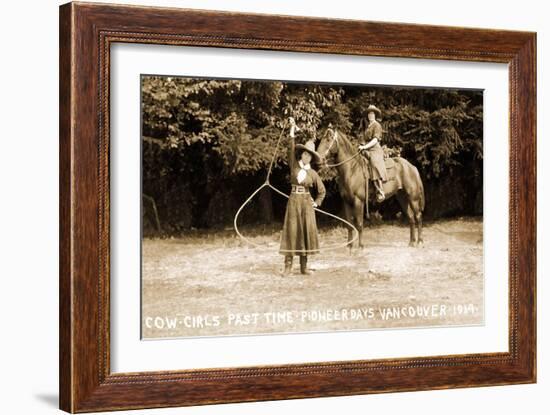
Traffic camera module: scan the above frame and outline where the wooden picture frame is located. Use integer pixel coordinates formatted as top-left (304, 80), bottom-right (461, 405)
top-left (59, 2), bottom-right (536, 412)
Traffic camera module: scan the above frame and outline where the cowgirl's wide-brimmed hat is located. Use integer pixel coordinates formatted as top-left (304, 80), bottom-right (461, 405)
top-left (295, 140), bottom-right (322, 164)
top-left (366, 104), bottom-right (382, 118)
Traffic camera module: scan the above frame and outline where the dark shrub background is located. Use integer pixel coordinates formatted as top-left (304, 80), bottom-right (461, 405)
top-left (141, 76), bottom-right (482, 235)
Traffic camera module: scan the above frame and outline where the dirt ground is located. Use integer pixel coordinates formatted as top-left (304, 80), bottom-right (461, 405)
top-left (142, 218), bottom-right (483, 339)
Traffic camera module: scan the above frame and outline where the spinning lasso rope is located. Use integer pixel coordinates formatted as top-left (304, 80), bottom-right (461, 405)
top-left (233, 122), bottom-right (359, 252)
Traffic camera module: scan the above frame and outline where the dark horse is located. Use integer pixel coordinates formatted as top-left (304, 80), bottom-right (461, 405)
top-left (316, 128), bottom-right (425, 248)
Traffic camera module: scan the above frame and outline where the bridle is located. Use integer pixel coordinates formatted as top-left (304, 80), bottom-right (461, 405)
top-left (321, 128), bottom-right (363, 168)
top-left (321, 128), bottom-right (338, 158)
top-left (320, 127), bottom-right (371, 219)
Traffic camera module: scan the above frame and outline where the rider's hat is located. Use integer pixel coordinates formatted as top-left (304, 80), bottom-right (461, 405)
top-left (295, 140), bottom-right (322, 164)
top-left (366, 104), bottom-right (382, 118)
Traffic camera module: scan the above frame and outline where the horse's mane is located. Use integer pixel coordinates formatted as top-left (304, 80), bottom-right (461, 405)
top-left (335, 130), bottom-right (368, 175)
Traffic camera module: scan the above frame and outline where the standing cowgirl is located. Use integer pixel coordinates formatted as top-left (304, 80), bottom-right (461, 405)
top-left (280, 118), bottom-right (326, 276)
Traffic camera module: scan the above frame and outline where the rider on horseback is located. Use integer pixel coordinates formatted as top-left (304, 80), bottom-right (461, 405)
top-left (358, 105), bottom-right (387, 202)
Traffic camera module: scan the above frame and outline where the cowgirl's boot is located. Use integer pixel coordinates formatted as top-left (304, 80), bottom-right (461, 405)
top-left (300, 255), bottom-right (311, 275)
top-left (281, 255), bottom-right (293, 276)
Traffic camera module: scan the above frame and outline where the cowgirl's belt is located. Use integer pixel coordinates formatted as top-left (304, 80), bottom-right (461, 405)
top-left (291, 185), bottom-right (309, 194)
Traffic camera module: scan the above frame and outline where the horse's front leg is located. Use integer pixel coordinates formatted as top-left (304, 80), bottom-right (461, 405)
top-left (353, 198), bottom-right (365, 249)
top-left (343, 201), bottom-right (355, 253)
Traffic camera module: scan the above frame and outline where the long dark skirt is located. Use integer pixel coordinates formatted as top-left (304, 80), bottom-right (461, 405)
top-left (367, 145), bottom-right (388, 181)
top-left (279, 193), bottom-right (320, 255)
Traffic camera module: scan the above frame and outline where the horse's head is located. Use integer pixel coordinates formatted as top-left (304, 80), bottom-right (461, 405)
top-left (316, 126), bottom-right (340, 167)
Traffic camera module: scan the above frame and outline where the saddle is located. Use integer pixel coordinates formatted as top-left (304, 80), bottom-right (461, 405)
top-left (361, 154), bottom-right (397, 182)
top-left (383, 157), bottom-right (397, 181)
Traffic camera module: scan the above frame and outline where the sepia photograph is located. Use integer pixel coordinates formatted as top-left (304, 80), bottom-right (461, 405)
top-left (140, 75), bottom-right (484, 339)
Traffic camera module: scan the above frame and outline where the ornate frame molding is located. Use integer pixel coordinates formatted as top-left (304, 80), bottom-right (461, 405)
top-left (60, 2), bottom-right (536, 412)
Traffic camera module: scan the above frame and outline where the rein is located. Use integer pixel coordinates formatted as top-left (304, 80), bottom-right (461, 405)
top-left (326, 151), bottom-right (362, 168)
top-left (321, 129), bottom-right (363, 168)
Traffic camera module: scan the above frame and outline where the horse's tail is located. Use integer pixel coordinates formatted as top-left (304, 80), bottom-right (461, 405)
top-left (415, 166), bottom-right (425, 212)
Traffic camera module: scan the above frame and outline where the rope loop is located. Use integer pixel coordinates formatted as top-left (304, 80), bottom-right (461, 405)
top-left (233, 121), bottom-right (359, 252)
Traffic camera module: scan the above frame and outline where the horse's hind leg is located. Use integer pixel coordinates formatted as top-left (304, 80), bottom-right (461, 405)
top-left (410, 199), bottom-right (424, 246)
top-left (396, 192), bottom-right (416, 247)
top-left (405, 204), bottom-right (417, 247)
